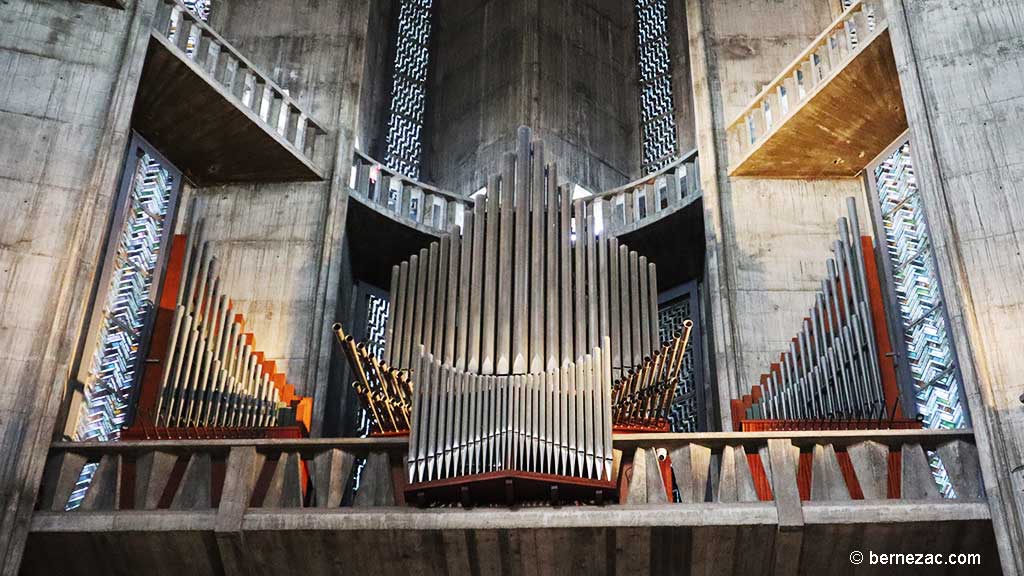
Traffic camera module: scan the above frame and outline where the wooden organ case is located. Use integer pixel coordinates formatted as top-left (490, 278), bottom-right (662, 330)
top-left (337, 127), bottom-right (694, 506)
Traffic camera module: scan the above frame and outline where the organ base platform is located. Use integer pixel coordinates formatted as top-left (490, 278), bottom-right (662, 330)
top-left (406, 471), bottom-right (617, 508)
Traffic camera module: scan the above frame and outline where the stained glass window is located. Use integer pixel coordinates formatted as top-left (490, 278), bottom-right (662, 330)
top-left (365, 294), bottom-right (390, 368)
top-left (384, 0), bottom-right (434, 180)
top-left (873, 142), bottom-right (964, 430)
top-left (183, 0), bottom-right (211, 21)
top-left (872, 140), bottom-right (962, 498)
top-left (635, 0), bottom-right (679, 174)
top-left (68, 141), bottom-right (180, 509)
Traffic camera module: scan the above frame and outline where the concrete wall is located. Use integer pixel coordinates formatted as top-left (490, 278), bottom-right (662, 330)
top-left (886, 0), bottom-right (1024, 571)
top-left (426, 0), bottom-right (639, 193)
top-left (668, 0), bottom-right (697, 153)
top-left (200, 0), bottom-right (374, 436)
top-left (687, 0), bottom-right (870, 424)
top-left (0, 0), bottom-right (156, 572)
top-left (357, 0), bottom-right (394, 159)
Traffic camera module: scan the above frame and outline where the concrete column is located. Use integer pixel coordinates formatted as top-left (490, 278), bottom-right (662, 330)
top-left (686, 0), bottom-right (869, 429)
top-left (427, 0), bottom-right (641, 193)
top-left (0, 0), bottom-right (157, 572)
top-left (886, 0), bottom-right (1024, 571)
top-left (668, 0), bottom-right (697, 152)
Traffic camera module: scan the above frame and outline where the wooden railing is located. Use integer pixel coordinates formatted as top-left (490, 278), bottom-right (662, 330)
top-left (582, 149), bottom-right (700, 235)
top-left (36, 429), bottom-right (981, 513)
top-left (725, 0), bottom-right (887, 164)
top-left (350, 150), bottom-right (473, 234)
top-left (152, 0), bottom-right (328, 165)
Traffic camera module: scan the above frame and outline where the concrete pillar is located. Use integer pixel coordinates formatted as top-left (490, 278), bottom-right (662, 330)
top-left (427, 0), bottom-right (641, 193)
top-left (886, 0), bottom-right (1024, 571)
top-left (0, 0), bottom-right (157, 572)
top-left (686, 0), bottom-right (870, 429)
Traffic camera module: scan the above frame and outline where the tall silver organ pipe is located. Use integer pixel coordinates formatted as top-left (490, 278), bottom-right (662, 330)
top-left (383, 128), bottom-right (660, 386)
top-left (349, 127), bottom-right (664, 495)
top-left (151, 218), bottom-right (287, 432)
top-left (744, 198), bottom-right (888, 423)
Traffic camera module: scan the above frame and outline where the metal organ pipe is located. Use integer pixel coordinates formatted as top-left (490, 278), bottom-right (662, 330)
top-left (743, 200), bottom-right (889, 423)
top-left (149, 219), bottom-right (293, 433)
top-left (340, 128), bottom-right (694, 499)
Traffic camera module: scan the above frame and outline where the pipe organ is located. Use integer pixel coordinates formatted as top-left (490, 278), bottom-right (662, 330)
top-left (334, 323), bottom-right (412, 435)
top-left (339, 127), bottom-right (690, 505)
top-left (734, 198), bottom-right (912, 431)
top-left (612, 322), bottom-right (692, 431)
top-left (382, 130), bottom-right (662, 381)
top-left (127, 218), bottom-right (312, 439)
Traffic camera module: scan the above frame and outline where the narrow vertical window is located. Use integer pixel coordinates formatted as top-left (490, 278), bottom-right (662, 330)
top-left (182, 0), bottom-right (211, 20)
top-left (365, 294), bottom-right (390, 361)
top-left (871, 140), bottom-right (964, 430)
top-left (635, 0), bottom-right (679, 174)
top-left (384, 0), bottom-right (434, 180)
top-left (869, 138), bottom-right (963, 497)
top-left (68, 137), bottom-right (182, 508)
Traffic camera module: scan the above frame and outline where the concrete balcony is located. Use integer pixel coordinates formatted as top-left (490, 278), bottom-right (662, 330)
top-left (583, 150), bottom-right (705, 288)
top-left (346, 150), bottom-right (475, 287)
top-left (133, 0), bottom-right (328, 185)
top-left (23, 429), bottom-right (996, 575)
top-left (726, 1), bottom-right (907, 179)
top-left (583, 149), bottom-right (702, 238)
top-left (349, 150), bottom-right (473, 237)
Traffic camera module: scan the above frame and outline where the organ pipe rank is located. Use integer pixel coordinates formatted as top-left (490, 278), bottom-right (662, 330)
top-left (336, 127), bottom-right (696, 506)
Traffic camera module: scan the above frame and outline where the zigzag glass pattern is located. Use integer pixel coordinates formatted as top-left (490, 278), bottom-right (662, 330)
top-left (636, 0), bottom-right (679, 174)
top-left (873, 141), bottom-right (960, 498)
top-left (68, 152), bottom-right (176, 509)
top-left (182, 0), bottom-right (210, 21)
top-left (873, 143), bottom-right (964, 430)
top-left (356, 293), bottom-right (391, 438)
top-left (384, 0), bottom-right (433, 180)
